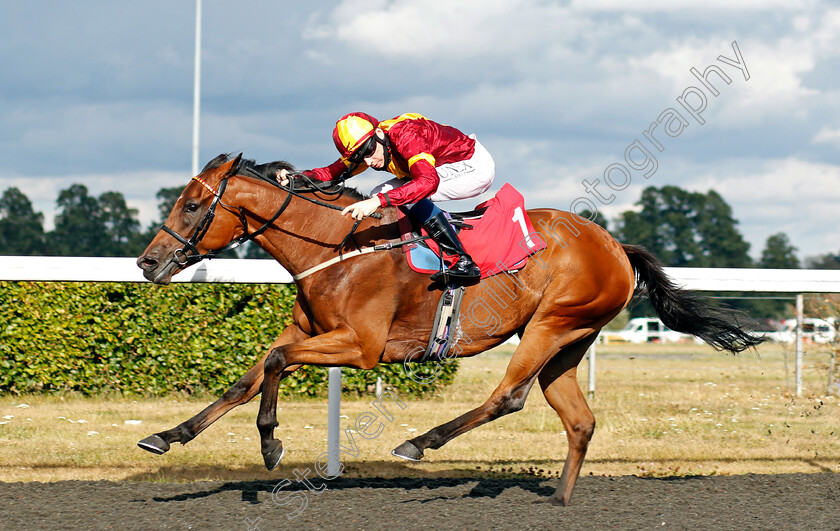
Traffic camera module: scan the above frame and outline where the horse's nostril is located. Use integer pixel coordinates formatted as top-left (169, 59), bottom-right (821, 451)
top-left (139, 257), bottom-right (158, 270)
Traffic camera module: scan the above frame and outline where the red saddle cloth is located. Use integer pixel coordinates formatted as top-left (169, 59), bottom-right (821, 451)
top-left (398, 183), bottom-right (546, 279)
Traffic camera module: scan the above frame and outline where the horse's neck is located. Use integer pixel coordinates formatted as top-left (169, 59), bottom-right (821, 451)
top-left (246, 191), bottom-right (399, 276)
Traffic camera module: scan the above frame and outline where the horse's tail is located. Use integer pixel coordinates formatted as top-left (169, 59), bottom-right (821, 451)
top-left (622, 244), bottom-right (765, 353)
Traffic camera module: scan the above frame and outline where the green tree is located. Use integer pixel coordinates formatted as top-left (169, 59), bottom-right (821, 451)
top-left (615, 185), bottom-right (754, 317)
top-left (0, 187), bottom-right (46, 255)
top-left (99, 191), bottom-right (143, 255)
top-left (137, 186), bottom-right (184, 250)
top-left (805, 253), bottom-right (840, 269)
top-left (243, 240), bottom-right (271, 259)
top-left (760, 233), bottom-right (800, 269)
top-left (748, 233), bottom-right (801, 319)
top-left (615, 186), bottom-right (751, 267)
top-left (48, 184), bottom-right (105, 256)
top-left (695, 190), bottom-right (751, 268)
top-left (47, 185), bottom-right (143, 257)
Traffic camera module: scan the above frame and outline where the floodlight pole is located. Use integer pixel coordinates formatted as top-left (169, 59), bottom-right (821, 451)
top-left (191, 0), bottom-right (202, 178)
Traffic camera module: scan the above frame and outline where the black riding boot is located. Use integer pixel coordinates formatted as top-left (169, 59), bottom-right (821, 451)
top-left (422, 212), bottom-right (481, 283)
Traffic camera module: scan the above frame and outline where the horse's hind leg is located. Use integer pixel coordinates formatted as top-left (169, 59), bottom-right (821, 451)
top-left (392, 324), bottom-right (593, 461)
top-left (137, 324), bottom-right (307, 455)
top-left (537, 335), bottom-right (597, 506)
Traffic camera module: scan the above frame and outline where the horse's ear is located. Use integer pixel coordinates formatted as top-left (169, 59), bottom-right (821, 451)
top-left (230, 153), bottom-right (244, 174)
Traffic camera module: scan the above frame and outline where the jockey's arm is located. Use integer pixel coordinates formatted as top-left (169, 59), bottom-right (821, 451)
top-left (342, 159), bottom-right (439, 220)
top-left (377, 159), bottom-right (440, 207)
top-left (276, 159), bottom-right (366, 185)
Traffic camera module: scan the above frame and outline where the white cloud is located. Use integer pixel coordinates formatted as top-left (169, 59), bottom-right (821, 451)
top-left (812, 127), bottom-right (840, 146)
top-left (3, 1), bottom-right (840, 262)
top-left (687, 157), bottom-right (840, 257)
top-left (691, 157), bottom-right (840, 204)
top-left (570, 0), bottom-right (817, 11)
top-left (628, 6), bottom-right (840, 132)
top-left (630, 38), bottom-right (818, 127)
top-left (306, 0), bottom-right (578, 59)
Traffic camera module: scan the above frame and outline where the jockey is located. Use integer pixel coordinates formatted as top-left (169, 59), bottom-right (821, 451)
top-left (278, 112), bottom-right (495, 283)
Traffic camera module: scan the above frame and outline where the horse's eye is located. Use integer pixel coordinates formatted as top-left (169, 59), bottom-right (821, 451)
top-left (184, 201), bottom-right (200, 213)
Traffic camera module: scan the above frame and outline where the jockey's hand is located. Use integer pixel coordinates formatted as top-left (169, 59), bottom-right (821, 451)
top-left (275, 169), bottom-right (290, 186)
top-left (342, 197), bottom-right (381, 220)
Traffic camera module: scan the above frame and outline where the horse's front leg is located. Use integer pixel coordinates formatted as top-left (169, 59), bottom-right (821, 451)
top-left (138, 324), bottom-right (309, 455)
top-left (258, 326), bottom-right (379, 470)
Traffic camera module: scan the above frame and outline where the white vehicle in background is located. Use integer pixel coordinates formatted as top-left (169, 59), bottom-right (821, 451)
top-left (761, 318), bottom-right (836, 344)
top-left (602, 317), bottom-right (693, 344)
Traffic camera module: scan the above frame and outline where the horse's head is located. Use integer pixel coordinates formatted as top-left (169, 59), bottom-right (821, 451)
top-left (138, 153), bottom-right (247, 285)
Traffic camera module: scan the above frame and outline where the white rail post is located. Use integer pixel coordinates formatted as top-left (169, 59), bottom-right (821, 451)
top-left (587, 341), bottom-right (596, 398)
top-left (795, 294), bottom-right (804, 397)
top-left (327, 367), bottom-right (342, 476)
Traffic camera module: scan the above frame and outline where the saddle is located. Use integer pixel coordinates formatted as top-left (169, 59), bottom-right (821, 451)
top-left (406, 183), bottom-right (547, 362)
top-left (398, 183), bottom-right (546, 280)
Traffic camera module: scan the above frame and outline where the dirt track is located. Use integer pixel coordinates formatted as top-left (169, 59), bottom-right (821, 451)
top-left (2, 473), bottom-right (839, 530)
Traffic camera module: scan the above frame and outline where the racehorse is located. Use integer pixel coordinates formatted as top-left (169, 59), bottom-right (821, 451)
top-left (136, 153), bottom-right (762, 506)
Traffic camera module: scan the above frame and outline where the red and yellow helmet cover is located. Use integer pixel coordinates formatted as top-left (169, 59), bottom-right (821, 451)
top-left (332, 112), bottom-right (379, 160)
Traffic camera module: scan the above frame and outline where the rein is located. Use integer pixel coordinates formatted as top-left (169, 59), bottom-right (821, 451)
top-left (264, 168), bottom-right (383, 220)
top-left (160, 160), bottom-right (385, 270)
top-left (292, 234), bottom-right (428, 280)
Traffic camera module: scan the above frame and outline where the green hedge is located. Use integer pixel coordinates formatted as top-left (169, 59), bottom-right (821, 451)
top-left (0, 281), bottom-right (457, 397)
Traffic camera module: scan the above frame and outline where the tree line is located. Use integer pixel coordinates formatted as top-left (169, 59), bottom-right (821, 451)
top-left (3, 183), bottom-right (839, 318)
top-left (4, 182), bottom-right (839, 267)
top-left (583, 185), bottom-right (840, 319)
top-left (0, 184), bottom-right (263, 259)
top-left (5, 182), bottom-right (839, 266)
top-left (576, 185), bottom-right (840, 270)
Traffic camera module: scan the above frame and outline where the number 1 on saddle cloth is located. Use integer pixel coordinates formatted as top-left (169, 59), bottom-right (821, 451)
top-left (398, 183), bottom-right (546, 280)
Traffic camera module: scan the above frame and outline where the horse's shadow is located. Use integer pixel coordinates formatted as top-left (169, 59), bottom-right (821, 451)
top-left (133, 466), bottom-right (557, 505)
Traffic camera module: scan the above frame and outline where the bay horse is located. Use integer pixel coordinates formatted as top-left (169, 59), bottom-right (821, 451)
top-left (136, 153), bottom-right (762, 505)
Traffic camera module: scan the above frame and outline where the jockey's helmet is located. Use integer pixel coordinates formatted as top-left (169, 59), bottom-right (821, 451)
top-left (332, 112), bottom-right (380, 163)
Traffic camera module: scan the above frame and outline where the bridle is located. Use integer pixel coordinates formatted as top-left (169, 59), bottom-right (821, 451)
top-left (160, 159), bottom-right (382, 268)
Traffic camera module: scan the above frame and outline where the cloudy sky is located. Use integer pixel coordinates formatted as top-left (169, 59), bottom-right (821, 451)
top-left (2, 0), bottom-right (838, 261)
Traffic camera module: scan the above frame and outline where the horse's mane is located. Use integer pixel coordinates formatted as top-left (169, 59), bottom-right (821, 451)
top-left (203, 153), bottom-right (369, 202)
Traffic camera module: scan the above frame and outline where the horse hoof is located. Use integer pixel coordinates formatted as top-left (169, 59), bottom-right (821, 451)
top-left (391, 441), bottom-right (424, 461)
top-left (137, 435), bottom-right (170, 455)
top-left (263, 442), bottom-right (286, 470)
top-left (545, 496), bottom-right (569, 507)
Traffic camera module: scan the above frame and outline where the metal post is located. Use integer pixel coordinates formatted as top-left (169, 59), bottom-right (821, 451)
top-left (587, 341), bottom-right (596, 398)
top-left (795, 294), bottom-right (803, 397)
top-left (191, 0), bottom-right (202, 177)
top-left (327, 367), bottom-right (342, 476)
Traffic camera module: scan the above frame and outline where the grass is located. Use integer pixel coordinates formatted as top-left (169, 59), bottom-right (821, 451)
top-left (1, 341), bottom-right (838, 483)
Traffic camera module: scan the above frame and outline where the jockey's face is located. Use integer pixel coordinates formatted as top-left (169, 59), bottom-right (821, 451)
top-left (363, 129), bottom-right (387, 170)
